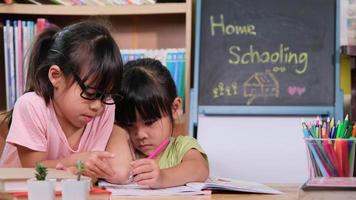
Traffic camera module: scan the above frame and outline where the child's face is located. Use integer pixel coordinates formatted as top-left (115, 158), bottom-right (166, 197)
top-left (127, 113), bottom-right (172, 157)
top-left (50, 65), bottom-right (106, 130)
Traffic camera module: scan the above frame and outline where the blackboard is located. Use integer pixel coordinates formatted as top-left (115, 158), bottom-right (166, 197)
top-left (197, 0), bottom-right (336, 106)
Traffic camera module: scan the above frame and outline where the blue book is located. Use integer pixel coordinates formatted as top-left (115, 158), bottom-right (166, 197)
top-left (177, 50), bottom-right (185, 101)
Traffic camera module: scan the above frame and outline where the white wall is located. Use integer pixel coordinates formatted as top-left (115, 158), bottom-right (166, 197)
top-left (197, 115), bottom-right (313, 183)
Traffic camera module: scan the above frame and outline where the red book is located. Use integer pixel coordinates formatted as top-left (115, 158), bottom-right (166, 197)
top-left (36, 18), bottom-right (46, 35)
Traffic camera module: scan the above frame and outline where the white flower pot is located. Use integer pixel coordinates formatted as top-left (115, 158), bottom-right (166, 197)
top-left (27, 179), bottom-right (55, 200)
top-left (61, 179), bottom-right (90, 200)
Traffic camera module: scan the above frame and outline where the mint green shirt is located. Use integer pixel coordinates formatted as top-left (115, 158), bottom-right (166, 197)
top-left (158, 135), bottom-right (208, 169)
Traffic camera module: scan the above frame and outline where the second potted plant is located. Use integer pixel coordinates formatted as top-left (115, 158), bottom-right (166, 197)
top-left (61, 160), bottom-right (91, 200)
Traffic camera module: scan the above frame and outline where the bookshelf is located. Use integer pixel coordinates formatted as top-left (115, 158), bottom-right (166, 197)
top-left (0, 1), bottom-right (192, 135)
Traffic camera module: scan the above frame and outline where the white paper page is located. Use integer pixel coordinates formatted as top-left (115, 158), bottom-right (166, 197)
top-left (187, 177), bottom-right (282, 195)
top-left (98, 181), bottom-right (210, 196)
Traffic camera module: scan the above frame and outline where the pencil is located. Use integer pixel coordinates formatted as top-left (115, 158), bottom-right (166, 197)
top-left (147, 138), bottom-right (170, 159)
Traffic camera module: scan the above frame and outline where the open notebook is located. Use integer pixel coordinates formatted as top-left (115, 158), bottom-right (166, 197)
top-left (98, 177), bottom-right (282, 196)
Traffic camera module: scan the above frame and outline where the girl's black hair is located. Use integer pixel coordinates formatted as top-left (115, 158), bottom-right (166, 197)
top-left (116, 58), bottom-right (177, 127)
top-left (6, 21), bottom-right (123, 127)
top-left (27, 20), bottom-right (123, 104)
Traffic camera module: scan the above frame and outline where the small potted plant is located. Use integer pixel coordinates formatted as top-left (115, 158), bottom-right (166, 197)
top-left (61, 160), bottom-right (91, 200)
top-left (27, 163), bottom-right (55, 200)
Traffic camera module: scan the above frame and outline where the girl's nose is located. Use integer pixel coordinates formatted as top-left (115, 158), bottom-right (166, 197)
top-left (89, 99), bottom-right (104, 112)
top-left (136, 128), bottom-right (148, 140)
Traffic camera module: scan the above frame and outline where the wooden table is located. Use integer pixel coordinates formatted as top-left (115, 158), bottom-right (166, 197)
top-left (1, 184), bottom-right (354, 200)
top-left (111, 184), bottom-right (300, 200)
top-left (110, 184), bottom-right (356, 200)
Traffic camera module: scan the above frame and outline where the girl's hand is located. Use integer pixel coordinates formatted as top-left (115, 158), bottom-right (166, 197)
top-left (56, 164), bottom-right (99, 183)
top-left (67, 151), bottom-right (115, 180)
top-left (131, 158), bottom-right (163, 188)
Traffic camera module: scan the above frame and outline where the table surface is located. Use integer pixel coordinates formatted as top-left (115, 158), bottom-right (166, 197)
top-left (110, 184), bottom-right (300, 200)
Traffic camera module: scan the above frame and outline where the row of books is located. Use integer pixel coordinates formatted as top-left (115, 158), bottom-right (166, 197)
top-left (3, 18), bottom-right (50, 110)
top-left (3, 0), bottom-right (156, 5)
top-left (3, 18), bottom-right (186, 110)
top-left (302, 116), bottom-right (356, 178)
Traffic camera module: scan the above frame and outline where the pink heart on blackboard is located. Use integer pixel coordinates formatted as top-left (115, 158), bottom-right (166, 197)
top-left (296, 87), bottom-right (305, 95)
top-left (288, 86), bottom-right (297, 95)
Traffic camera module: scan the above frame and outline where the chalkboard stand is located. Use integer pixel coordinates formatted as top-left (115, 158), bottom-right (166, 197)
top-left (189, 0), bottom-right (344, 134)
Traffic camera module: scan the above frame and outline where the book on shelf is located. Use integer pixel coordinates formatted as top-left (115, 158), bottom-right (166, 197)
top-left (0, 187), bottom-right (110, 200)
top-left (98, 176), bottom-right (282, 196)
top-left (120, 48), bottom-right (186, 103)
top-left (0, 168), bottom-right (89, 192)
top-left (3, 18), bottom-right (50, 110)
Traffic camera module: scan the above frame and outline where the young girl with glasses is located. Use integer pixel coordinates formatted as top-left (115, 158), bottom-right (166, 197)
top-left (114, 58), bottom-right (209, 188)
top-left (0, 21), bottom-right (132, 183)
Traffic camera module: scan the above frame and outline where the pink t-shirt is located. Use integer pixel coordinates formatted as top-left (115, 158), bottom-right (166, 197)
top-left (0, 92), bottom-right (114, 167)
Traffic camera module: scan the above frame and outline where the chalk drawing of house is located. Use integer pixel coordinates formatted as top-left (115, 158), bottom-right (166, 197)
top-left (243, 70), bottom-right (279, 105)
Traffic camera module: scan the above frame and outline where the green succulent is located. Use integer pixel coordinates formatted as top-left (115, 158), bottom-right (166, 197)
top-left (35, 163), bottom-right (48, 181)
top-left (76, 160), bottom-right (85, 181)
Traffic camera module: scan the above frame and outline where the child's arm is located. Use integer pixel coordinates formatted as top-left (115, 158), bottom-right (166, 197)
top-left (131, 149), bottom-right (209, 188)
top-left (104, 125), bottom-right (133, 184)
top-left (17, 145), bottom-right (115, 179)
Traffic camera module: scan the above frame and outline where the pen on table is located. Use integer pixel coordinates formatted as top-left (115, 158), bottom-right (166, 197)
top-left (147, 138), bottom-right (170, 159)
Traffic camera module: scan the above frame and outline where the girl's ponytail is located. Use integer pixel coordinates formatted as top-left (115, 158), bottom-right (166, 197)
top-left (26, 26), bottom-right (60, 94)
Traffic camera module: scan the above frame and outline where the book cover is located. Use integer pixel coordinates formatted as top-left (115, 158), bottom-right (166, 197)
top-left (176, 50), bottom-right (185, 102)
top-left (187, 177), bottom-right (282, 195)
top-left (13, 20), bottom-right (19, 100)
top-left (3, 20), bottom-right (10, 111)
top-left (16, 20), bottom-right (23, 99)
top-left (8, 20), bottom-right (16, 109)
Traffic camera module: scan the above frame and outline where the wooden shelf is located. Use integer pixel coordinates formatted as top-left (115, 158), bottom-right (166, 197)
top-left (0, 0), bottom-right (192, 134)
top-left (0, 3), bottom-right (187, 16)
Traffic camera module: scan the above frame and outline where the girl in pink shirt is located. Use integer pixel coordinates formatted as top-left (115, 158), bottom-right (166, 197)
top-left (0, 21), bottom-right (132, 183)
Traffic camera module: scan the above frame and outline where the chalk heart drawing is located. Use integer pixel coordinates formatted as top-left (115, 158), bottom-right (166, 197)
top-left (288, 86), bottom-right (305, 96)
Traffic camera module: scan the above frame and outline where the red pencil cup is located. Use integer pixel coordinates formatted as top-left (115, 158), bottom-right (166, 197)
top-left (304, 138), bottom-right (356, 177)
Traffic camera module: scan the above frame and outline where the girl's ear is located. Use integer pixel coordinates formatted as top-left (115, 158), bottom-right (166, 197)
top-left (172, 97), bottom-right (182, 121)
top-left (48, 65), bottom-right (64, 89)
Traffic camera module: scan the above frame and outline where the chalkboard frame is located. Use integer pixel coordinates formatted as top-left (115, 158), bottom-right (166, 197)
top-left (190, 0), bottom-right (343, 132)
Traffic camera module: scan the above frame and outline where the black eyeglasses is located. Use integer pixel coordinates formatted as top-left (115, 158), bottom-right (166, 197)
top-left (71, 71), bottom-right (123, 105)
